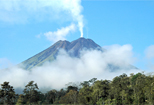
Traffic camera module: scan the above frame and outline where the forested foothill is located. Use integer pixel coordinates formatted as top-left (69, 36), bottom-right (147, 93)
top-left (1, 72), bottom-right (154, 105)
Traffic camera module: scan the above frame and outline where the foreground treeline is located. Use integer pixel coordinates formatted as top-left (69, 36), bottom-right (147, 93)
top-left (1, 72), bottom-right (154, 105)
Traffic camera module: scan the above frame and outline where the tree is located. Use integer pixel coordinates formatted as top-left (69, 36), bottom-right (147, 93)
top-left (89, 78), bottom-right (97, 85)
top-left (119, 74), bottom-right (132, 105)
top-left (92, 80), bottom-right (110, 104)
top-left (110, 76), bottom-right (122, 105)
top-left (78, 85), bottom-right (93, 104)
top-left (57, 88), bottom-right (66, 100)
top-left (16, 94), bottom-right (26, 105)
top-left (131, 73), bottom-right (146, 105)
top-left (45, 89), bottom-right (57, 104)
top-left (60, 90), bottom-right (78, 104)
top-left (144, 75), bottom-right (154, 104)
top-left (23, 81), bottom-right (40, 104)
top-left (66, 86), bottom-right (78, 93)
top-left (0, 81), bottom-right (16, 105)
top-left (80, 81), bottom-right (90, 87)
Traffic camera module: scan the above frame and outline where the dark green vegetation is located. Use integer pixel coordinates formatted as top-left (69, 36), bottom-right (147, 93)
top-left (1, 72), bottom-right (154, 105)
top-left (21, 38), bottom-right (102, 70)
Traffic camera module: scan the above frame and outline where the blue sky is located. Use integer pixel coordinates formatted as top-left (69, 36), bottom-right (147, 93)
top-left (0, 0), bottom-right (154, 72)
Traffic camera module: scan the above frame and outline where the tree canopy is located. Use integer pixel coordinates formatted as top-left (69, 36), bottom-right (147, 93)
top-left (1, 72), bottom-right (154, 105)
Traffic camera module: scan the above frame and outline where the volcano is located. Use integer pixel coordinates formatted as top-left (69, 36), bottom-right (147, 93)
top-left (21, 37), bottom-right (103, 70)
top-left (21, 37), bottom-right (137, 71)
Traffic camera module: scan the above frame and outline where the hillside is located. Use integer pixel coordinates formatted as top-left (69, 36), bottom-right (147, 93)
top-left (21, 37), bottom-right (102, 70)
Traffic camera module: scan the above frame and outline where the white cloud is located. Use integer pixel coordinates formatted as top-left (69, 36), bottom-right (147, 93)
top-left (0, 44), bottom-right (140, 93)
top-left (145, 45), bottom-right (154, 59)
top-left (0, 67), bottom-right (29, 89)
top-left (102, 44), bottom-right (136, 66)
top-left (0, 58), bottom-right (13, 69)
top-left (44, 23), bottom-right (76, 42)
top-left (35, 33), bottom-right (42, 38)
top-left (145, 45), bottom-right (154, 71)
top-left (0, 0), bottom-right (84, 37)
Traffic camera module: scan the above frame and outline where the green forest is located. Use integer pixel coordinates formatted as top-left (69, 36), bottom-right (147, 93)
top-left (1, 72), bottom-right (154, 105)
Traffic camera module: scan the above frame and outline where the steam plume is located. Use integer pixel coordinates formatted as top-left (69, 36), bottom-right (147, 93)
top-left (44, 24), bottom-right (76, 42)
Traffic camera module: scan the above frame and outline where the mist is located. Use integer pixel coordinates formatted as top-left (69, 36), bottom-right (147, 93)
top-left (0, 44), bottom-right (142, 93)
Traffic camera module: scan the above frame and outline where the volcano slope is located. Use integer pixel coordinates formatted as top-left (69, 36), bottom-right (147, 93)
top-left (21, 37), bottom-right (137, 71)
top-left (21, 38), bottom-right (102, 70)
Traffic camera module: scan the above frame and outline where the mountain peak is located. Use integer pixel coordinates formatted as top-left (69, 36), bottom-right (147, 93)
top-left (20, 37), bottom-right (137, 71)
top-left (21, 38), bottom-right (102, 70)
top-left (67, 37), bottom-right (101, 57)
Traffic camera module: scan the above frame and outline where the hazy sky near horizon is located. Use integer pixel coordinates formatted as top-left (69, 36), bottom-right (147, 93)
top-left (0, 0), bottom-right (154, 73)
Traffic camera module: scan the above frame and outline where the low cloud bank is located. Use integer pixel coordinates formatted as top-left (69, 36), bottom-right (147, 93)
top-left (0, 44), bottom-right (141, 93)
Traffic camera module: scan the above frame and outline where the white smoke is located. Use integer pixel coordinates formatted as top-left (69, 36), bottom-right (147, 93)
top-left (44, 24), bottom-right (76, 42)
top-left (0, 0), bottom-right (84, 38)
top-left (0, 44), bottom-right (140, 92)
